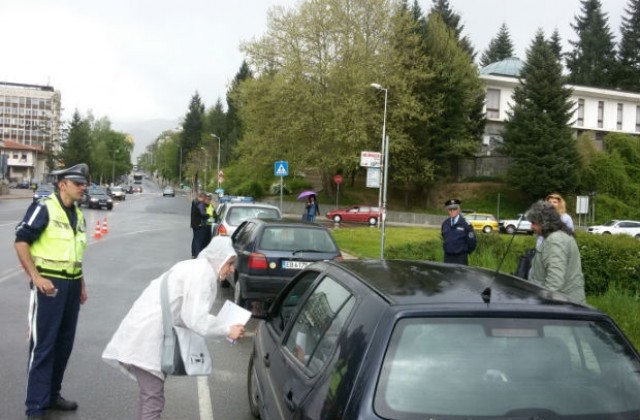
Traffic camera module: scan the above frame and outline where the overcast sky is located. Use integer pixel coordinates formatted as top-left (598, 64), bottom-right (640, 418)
top-left (0, 0), bottom-right (627, 125)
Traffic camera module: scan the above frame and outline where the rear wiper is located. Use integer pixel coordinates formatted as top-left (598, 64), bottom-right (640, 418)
top-left (292, 249), bottom-right (319, 254)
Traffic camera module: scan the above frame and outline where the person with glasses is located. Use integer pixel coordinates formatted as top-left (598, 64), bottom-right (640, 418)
top-left (441, 198), bottom-right (477, 265)
top-left (14, 163), bottom-right (90, 420)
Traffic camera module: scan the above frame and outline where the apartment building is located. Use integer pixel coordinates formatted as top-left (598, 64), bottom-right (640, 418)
top-left (465, 57), bottom-right (640, 178)
top-left (0, 82), bottom-right (61, 183)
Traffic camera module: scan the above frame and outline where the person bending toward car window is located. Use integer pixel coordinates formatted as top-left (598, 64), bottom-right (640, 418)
top-left (441, 199), bottom-right (477, 265)
top-left (526, 200), bottom-right (585, 303)
top-left (102, 237), bottom-right (244, 420)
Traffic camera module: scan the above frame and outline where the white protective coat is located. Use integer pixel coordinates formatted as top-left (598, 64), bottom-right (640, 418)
top-left (102, 236), bottom-right (236, 379)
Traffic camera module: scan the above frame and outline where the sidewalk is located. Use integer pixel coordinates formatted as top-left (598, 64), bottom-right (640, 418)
top-left (0, 188), bottom-right (32, 200)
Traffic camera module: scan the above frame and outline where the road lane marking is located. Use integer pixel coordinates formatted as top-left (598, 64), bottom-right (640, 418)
top-left (198, 376), bottom-right (214, 420)
top-left (0, 266), bottom-right (25, 284)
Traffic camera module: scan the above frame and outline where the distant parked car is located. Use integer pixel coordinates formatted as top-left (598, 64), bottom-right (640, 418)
top-left (499, 214), bottom-right (533, 234)
top-left (465, 212), bottom-right (499, 233)
top-left (326, 205), bottom-right (380, 225)
top-left (247, 259), bottom-right (640, 419)
top-left (32, 184), bottom-right (55, 202)
top-left (162, 186), bottom-right (175, 197)
top-left (230, 218), bottom-right (342, 308)
top-left (212, 202), bottom-right (281, 237)
top-left (588, 220), bottom-right (640, 238)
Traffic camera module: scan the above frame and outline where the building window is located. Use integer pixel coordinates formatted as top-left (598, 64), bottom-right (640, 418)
top-left (597, 101), bottom-right (604, 128)
top-left (636, 106), bottom-right (640, 132)
top-left (617, 103), bottom-right (623, 130)
top-left (486, 89), bottom-right (501, 119)
top-left (577, 99), bottom-right (585, 126)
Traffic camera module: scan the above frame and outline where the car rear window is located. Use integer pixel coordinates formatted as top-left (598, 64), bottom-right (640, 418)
top-left (375, 317), bottom-right (640, 418)
top-left (227, 207), bottom-right (280, 225)
top-left (260, 227), bottom-right (338, 253)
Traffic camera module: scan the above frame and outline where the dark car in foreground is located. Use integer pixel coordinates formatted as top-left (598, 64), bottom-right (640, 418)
top-left (248, 260), bottom-right (640, 419)
top-left (81, 187), bottom-right (113, 210)
top-left (230, 219), bottom-right (342, 308)
top-left (326, 205), bottom-right (379, 225)
top-left (33, 184), bottom-right (55, 202)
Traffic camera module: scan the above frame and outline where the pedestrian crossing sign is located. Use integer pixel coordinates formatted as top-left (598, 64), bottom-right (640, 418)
top-left (274, 161), bottom-right (289, 177)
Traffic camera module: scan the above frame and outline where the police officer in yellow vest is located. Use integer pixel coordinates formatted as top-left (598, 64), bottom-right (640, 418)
top-left (205, 193), bottom-right (215, 246)
top-left (15, 163), bottom-right (89, 420)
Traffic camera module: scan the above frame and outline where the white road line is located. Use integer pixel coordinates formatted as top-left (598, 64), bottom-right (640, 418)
top-left (0, 266), bottom-right (25, 284)
top-left (197, 376), bottom-right (214, 420)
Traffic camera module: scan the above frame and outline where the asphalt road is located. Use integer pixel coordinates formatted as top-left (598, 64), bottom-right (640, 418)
top-left (0, 180), bottom-right (259, 420)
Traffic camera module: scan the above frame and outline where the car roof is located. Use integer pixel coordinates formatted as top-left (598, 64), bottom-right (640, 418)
top-left (318, 259), bottom-right (598, 315)
top-left (223, 202), bottom-right (279, 209)
top-left (244, 218), bottom-right (325, 228)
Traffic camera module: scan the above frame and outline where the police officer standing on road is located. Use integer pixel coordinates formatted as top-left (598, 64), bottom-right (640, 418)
top-left (14, 163), bottom-right (90, 420)
top-left (441, 198), bottom-right (477, 265)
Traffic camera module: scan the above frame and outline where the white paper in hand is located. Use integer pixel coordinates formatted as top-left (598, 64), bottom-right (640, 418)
top-left (216, 300), bottom-right (252, 328)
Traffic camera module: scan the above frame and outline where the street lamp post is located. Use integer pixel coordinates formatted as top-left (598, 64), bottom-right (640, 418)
top-left (200, 147), bottom-right (209, 190)
top-left (212, 134), bottom-right (222, 189)
top-left (111, 148), bottom-right (118, 186)
top-left (371, 83), bottom-right (388, 260)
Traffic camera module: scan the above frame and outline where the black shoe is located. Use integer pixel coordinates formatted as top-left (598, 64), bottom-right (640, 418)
top-left (27, 414), bottom-right (45, 420)
top-left (49, 395), bottom-right (78, 411)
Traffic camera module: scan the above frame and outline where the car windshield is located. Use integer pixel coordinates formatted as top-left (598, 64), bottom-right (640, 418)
top-left (602, 220), bottom-right (617, 226)
top-left (227, 207), bottom-right (280, 225)
top-left (375, 317), bottom-right (640, 419)
top-left (112, 187), bottom-right (123, 192)
top-left (36, 185), bottom-right (54, 192)
top-left (260, 227), bottom-right (338, 253)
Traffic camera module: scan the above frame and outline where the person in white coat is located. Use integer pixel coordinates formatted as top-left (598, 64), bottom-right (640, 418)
top-left (102, 236), bottom-right (244, 420)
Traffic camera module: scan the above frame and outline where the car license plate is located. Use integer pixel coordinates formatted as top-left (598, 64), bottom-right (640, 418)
top-left (282, 260), bottom-right (310, 269)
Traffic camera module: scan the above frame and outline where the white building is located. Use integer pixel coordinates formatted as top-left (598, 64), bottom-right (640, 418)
top-left (470, 57), bottom-right (640, 177)
top-left (0, 82), bottom-right (61, 184)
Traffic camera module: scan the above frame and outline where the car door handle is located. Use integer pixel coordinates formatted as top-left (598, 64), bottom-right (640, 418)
top-left (285, 390), bottom-right (297, 411)
top-left (263, 352), bottom-right (270, 368)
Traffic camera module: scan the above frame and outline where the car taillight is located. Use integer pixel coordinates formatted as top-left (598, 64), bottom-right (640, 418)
top-left (218, 224), bottom-right (227, 236)
top-left (249, 253), bottom-right (268, 270)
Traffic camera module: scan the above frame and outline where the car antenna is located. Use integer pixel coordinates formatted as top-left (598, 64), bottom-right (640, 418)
top-left (482, 214), bottom-right (526, 305)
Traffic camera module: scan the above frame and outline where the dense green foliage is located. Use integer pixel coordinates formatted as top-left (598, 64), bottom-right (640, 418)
top-left (61, 110), bottom-right (132, 184)
top-left (501, 31), bottom-right (579, 201)
top-left (479, 23), bottom-right (515, 67)
top-left (618, 0), bottom-right (640, 92)
top-left (567, 0), bottom-right (618, 88)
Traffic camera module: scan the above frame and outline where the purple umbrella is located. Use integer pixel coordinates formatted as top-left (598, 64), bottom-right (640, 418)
top-left (297, 190), bottom-right (316, 200)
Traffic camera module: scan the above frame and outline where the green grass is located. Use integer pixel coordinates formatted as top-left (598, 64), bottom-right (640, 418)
top-left (332, 226), bottom-right (640, 349)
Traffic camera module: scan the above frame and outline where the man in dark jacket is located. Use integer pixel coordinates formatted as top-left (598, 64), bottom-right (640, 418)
top-left (441, 199), bottom-right (477, 265)
top-left (190, 192), bottom-right (208, 258)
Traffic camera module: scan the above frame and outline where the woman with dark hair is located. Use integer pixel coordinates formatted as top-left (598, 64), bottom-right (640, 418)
top-left (525, 201), bottom-right (585, 303)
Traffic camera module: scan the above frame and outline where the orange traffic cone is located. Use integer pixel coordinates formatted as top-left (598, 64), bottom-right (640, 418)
top-left (93, 221), bottom-right (102, 239)
top-left (101, 217), bottom-right (109, 235)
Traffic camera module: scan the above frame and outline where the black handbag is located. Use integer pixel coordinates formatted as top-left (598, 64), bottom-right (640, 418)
top-left (514, 248), bottom-right (536, 280)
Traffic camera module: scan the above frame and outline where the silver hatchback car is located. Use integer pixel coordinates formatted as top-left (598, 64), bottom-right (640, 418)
top-left (212, 202), bottom-right (282, 237)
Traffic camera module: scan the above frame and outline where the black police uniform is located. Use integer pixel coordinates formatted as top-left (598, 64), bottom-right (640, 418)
top-left (441, 200), bottom-right (477, 265)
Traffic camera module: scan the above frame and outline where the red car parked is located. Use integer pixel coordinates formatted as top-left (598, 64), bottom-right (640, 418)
top-left (326, 205), bottom-right (380, 225)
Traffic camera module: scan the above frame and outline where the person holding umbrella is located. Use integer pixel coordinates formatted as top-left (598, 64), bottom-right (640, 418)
top-left (297, 190), bottom-right (320, 222)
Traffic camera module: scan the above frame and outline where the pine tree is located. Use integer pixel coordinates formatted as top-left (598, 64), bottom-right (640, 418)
top-left (480, 23), bottom-right (515, 67)
top-left (429, 0), bottom-right (476, 59)
top-left (180, 92), bottom-right (205, 157)
top-left (501, 30), bottom-right (579, 200)
top-left (566, 0), bottom-right (617, 88)
top-left (618, 0), bottom-right (640, 92)
top-left (225, 61), bottom-right (253, 165)
top-left (61, 110), bottom-right (93, 175)
top-left (549, 29), bottom-right (563, 62)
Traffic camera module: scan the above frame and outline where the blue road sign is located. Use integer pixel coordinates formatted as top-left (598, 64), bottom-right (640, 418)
top-left (274, 161), bottom-right (289, 177)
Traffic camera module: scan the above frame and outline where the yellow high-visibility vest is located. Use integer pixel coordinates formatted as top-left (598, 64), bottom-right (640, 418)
top-left (30, 196), bottom-right (87, 279)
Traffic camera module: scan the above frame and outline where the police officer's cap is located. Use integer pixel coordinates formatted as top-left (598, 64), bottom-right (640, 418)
top-left (52, 163), bottom-right (89, 184)
top-left (445, 198), bottom-right (461, 209)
